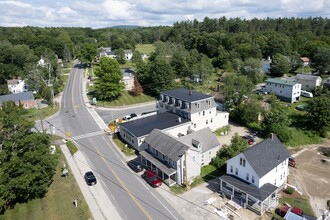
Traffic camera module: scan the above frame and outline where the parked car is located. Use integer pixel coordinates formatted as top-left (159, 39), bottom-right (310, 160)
top-left (84, 171), bottom-right (97, 185)
top-left (242, 134), bottom-right (255, 145)
top-left (122, 115), bottom-right (132, 121)
top-left (127, 159), bottom-right (143, 172)
top-left (141, 170), bottom-right (162, 188)
top-left (289, 157), bottom-right (296, 167)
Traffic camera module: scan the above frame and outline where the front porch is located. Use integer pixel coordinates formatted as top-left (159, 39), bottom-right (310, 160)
top-left (219, 175), bottom-right (279, 215)
top-left (140, 151), bottom-right (177, 186)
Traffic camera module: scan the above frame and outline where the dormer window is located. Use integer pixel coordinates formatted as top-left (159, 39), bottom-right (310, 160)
top-left (240, 158), bottom-right (246, 167)
top-left (171, 97), bottom-right (175, 105)
top-left (178, 100), bottom-right (182, 107)
top-left (166, 96), bottom-right (169, 103)
top-left (185, 103), bottom-right (190, 109)
top-left (160, 94), bottom-right (164, 101)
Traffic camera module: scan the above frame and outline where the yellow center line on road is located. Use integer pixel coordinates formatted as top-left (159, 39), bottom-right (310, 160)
top-left (94, 146), bottom-right (152, 220)
top-left (71, 67), bottom-right (78, 114)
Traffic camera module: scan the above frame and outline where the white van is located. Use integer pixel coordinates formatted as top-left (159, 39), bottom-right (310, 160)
top-left (301, 90), bottom-right (313, 98)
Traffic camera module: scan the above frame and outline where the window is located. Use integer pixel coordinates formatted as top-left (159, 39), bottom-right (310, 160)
top-left (252, 176), bottom-right (255, 183)
top-left (230, 165), bottom-right (233, 173)
top-left (274, 179), bottom-right (276, 185)
top-left (193, 156), bottom-right (195, 161)
top-left (194, 123), bottom-right (196, 128)
top-left (206, 120), bottom-right (208, 125)
top-left (203, 111), bottom-right (205, 116)
top-left (197, 103), bottom-right (200, 108)
top-left (211, 118), bottom-right (213, 123)
top-left (235, 168), bottom-right (238, 175)
top-left (207, 100), bottom-right (211, 105)
top-left (276, 166), bottom-right (277, 172)
top-left (246, 173), bottom-right (249, 181)
top-left (209, 109), bottom-right (211, 114)
top-left (240, 158), bottom-right (246, 167)
top-left (199, 112), bottom-right (201, 116)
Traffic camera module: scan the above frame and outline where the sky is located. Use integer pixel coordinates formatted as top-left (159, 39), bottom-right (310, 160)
top-left (0, 0), bottom-right (329, 29)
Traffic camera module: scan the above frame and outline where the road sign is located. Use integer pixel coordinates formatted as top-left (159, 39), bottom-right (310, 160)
top-left (66, 132), bottom-right (71, 137)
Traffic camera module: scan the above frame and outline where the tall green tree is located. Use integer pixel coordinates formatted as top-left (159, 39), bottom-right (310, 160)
top-left (115, 48), bottom-right (126, 64)
top-left (306, 95), bottom-right (330, 137)
top-left (262, 104), bottom-right (292, 142)
top-left (0, 101), bottom-right (57, 213)
top-left (312, 47), bottom-right (330, 74)
top-left (269, 53), bottom-right (291, 77)
top-left (78, 43), bottom-right (97, 64)
top-left (222, 74), bottom-right (254, 113)
top-left (240, 58), bottom-right (265, 84)
top-left (94, 57), bottom-right (124, 101)
top-left (211, 133), bottom-right (248, 168)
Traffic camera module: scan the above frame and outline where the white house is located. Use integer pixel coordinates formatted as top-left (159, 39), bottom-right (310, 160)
top-left (157, 88), bottom-right (229, 131)
top-left (124, 49), bottom-right (133, 60)
top-left (300, 57), bottom-right (310, 67)
top-left (263, 78), bottom-right (301, 103)
top-left (121, 68), bottom-right (135, 90)
top-left (140, 127), bottom-right (220, 186)
top-left (7, 78), bottom-right (27, 94)
top-left (219, 134), bottom-right (291, 215)
top-left (295, 74), bottom-right (322, 91)
top-left (37, 57), bottom-right (47, 67)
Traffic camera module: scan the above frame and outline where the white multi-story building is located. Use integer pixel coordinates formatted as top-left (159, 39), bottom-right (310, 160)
top-left (263, 78), bottom-right (301, 103)
top-left (219, 134), bottom-right (291, 215)
top-left (140, 127), bottom-right (220, 186)
top-left (295, 74), bottom-right (322, 92)
top-left (157, 88), bottom-right (229, 131)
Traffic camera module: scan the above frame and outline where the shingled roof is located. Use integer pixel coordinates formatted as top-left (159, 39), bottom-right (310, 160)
top-left (178, 127), bottom-right (220, 153)
top-left (0, 91), bottom-right (34, 103)
top-left (144, 129), bottom-right (189, 161)
top-left (243, 134), bottom-right (290, 178)
top-left (161, 88), bottom-right (212, 103)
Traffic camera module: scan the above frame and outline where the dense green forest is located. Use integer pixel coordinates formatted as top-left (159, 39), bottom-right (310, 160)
top-left (0, 17), bottom-right (329, 101)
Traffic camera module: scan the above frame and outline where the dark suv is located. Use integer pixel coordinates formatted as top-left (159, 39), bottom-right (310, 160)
top-left (142, 170), bottom-right (162, 188)
top-left (84, 171), bottom-right (97, 185)
top-left (127, 159), bottom-right (143, 173)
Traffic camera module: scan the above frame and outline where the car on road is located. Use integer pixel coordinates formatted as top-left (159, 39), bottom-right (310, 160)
top-left (130, 113), bottom-right (138, 119)
top-left (142, 170), bottom-right (162, 188)
top-left (127, 159), bottom-right (143, 172)
top-left (84, 171), bottom-right (97, 185)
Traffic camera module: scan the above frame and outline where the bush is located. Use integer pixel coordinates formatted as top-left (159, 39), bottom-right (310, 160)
top-left (285, 187), bottom-right (295, 195)
top-left (327, 200), bottom-right (330, 208)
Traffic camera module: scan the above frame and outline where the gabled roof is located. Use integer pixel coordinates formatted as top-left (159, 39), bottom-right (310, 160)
top-left (0, 91), bottom-right (35, 103)
top-left (119, 111), bottom-right (190, 138)
top-left (242, 134), bottom-right (290, 178)
top-left (178, 127), bottom-right (220, 153)
top-left (295, 74), bottom-right (321, 81)
top-left (7, 79), bottom-right (21, 85)
top-left (144, 129), bottom-right (189, 161)
top-left (300, 57), bottom-right (310, 62)
top-left (161, 88), bottom-right (212, 103)
top-left (266, 78), bottom-right (299, 86)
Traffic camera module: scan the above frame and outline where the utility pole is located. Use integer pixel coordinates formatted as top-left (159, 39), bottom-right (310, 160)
top-left (48, 63), bottom-right (55, 108)
top-left (37, 101), bottom-right (45, 132)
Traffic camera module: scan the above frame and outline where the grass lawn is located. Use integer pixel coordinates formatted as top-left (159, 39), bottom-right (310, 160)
top-left (112, 134), bottom-right (136, 156)
top-left (286, 127), bottom-right (323, 147)
top-left (135, 44), bottom-right (155, 55)
top-left (279, 195), bottom-right (315, 217)
top-left (295, 66), bottom-right (313, 74)
top-left (2, 150), bottom-right (92, 220)
top-left (95, 90), bottom-right (155, 107)
top-left (22, 105), bottom-right (59, 122)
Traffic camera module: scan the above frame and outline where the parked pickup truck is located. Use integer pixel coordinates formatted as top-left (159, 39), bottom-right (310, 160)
top-left (289, 157), bottom-right (296, 167)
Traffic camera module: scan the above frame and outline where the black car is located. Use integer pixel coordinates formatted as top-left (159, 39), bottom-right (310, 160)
top-left (127, 159), bottom-right (143, 172)
top-left (130, 113), bottom-right (138, 119)
top-left (84, 171), bottom-right (97, 185)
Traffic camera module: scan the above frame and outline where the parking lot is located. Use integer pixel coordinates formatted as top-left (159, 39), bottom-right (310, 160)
top-left (288, 141), bottom-right (330, 217)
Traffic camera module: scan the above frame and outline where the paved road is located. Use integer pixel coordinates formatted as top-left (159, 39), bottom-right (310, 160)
top-left (59, 63), bottom-right (183, 220)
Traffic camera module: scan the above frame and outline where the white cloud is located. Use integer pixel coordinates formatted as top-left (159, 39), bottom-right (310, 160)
top-left (0, 0), bottom-right (329, 28)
